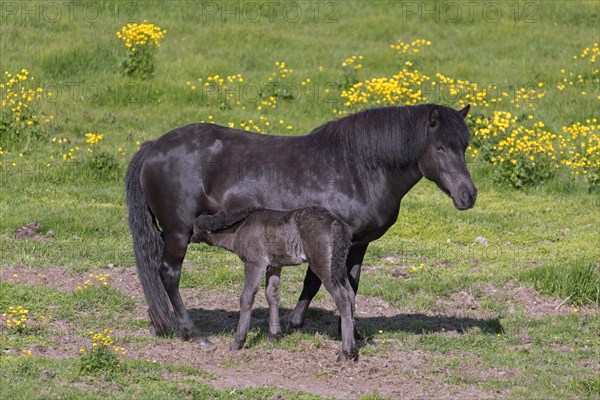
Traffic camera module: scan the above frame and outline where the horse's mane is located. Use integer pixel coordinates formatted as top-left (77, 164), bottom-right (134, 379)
top-left (307, 104), bottom-right (468, 170)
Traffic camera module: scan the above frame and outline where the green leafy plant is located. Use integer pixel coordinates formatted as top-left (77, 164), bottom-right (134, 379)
top-left (79, 329), bottom-right (126, 378)
top-left (116, 21), bottom-right (167, 78)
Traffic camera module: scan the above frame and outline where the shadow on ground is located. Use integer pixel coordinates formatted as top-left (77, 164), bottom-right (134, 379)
top-left (188, 306), bottom-right (503, 343)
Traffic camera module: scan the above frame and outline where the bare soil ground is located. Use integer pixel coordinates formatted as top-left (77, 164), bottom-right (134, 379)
top-left (0, 264), bottom-right (594, 399)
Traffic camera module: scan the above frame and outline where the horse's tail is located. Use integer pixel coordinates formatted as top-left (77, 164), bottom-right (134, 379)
top-left (125, 141), bottom-right (177, 335)
top-left (194, 207), bottom-right (260, 233)
top-left (331, 219), bottom-right (352, 286)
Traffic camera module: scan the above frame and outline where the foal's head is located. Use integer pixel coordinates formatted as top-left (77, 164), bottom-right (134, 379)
top-left (418, 105), bottom-right (477, 210)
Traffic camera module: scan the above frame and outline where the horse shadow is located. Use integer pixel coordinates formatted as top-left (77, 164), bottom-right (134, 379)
top-left (188, 306), bottom-right (503, 348)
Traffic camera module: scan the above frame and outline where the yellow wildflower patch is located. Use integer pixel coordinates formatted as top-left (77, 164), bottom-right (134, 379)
top-left (116, 20), bottom-right (167, 49)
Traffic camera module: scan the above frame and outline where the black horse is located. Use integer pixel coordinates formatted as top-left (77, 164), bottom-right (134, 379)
top-left (125, 104), bottom-right (477, 345)
top-left (190, 206), bottom-right (357, 361)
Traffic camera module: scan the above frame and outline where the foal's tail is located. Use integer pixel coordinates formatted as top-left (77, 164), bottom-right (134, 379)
top-left (193, 207), bottom-right (260, 233)
top-left (125, 141), bottom-right (177, 335)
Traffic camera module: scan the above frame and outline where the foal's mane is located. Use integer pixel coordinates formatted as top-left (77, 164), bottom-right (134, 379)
top-left (307, 104), bottom-right (467, 170)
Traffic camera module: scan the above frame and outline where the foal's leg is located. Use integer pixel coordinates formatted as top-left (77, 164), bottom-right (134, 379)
top-left (159, 232), bottom-right (208, 344)
top-left (232, 261), bottom-right (266, 350)
top-left (265, 266), bottom-right (282, 340)
top-left (318, 274), bottom-right (357, 362)
top-left (289, 245), bottom-right (368, 337)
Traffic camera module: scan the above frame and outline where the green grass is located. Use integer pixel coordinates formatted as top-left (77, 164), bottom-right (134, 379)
top-left (520, 262), bottom-right (600, 306)
top-left (1, 1), bottom-right (599, 398)
top-left (0, 355), bottom-right (327, 400)
top-left (360, 313), bottom-right (600, 398)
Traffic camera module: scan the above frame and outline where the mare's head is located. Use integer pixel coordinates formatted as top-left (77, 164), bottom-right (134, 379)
top-left (418, 105), bottom-right (477, 210)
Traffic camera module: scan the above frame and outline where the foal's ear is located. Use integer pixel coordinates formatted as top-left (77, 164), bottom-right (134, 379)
top-left (459, 104), bottom-right (470, 119)
top-left (428, 105), bottom-right (440, 128)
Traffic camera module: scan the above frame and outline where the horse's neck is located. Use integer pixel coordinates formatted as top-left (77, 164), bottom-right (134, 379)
top-left (387, 165), bottom-right (424, 200)
top-left (350, 159), bottom-right (424, 206)
top-left (303, 130), bottom-right (423, 201)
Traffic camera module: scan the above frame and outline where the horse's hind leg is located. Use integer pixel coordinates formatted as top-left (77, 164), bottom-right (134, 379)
top-left (265, 266), bottom-right (282, 340)
top-left (232, 261), bottom-right (267, 350)
top-left (159, 232), bottom-right (208, 345)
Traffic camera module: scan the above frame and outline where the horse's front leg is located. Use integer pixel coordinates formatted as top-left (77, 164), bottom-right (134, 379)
top-left (159, 232), bottom-right (210, 346)
top-left (287, 266), bottom-right (321, 332)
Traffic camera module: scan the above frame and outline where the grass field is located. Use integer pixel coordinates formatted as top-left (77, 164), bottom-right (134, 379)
top-left (1, 1), bottom-right (599, 399)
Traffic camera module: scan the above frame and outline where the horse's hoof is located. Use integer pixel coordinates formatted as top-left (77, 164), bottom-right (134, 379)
top-left (336, 352), bottom-right (349, 363)
top-left (286, 320), bottom-right (303, 333)
top-left (268, 332), bottom-right (282, 341)
top-left (196, 337), bottom-right (212, 348)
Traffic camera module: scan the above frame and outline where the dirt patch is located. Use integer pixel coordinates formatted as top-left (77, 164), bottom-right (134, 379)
top-left (1, 264), bottom-right (508, 398)
top-left (6, 265), bottom-right (597, 399)
top-left (485, 280), bottom-right (594, 317)
top-left (123, 335), bottom-right (500, 399)
top-left (433, 290), bottom-right (483, 319)
top-left (12, 221), bottom-right (54, 241)
top-left (0, 264), bottom-right (144, 300)
top-left (433, 280), bottom-right (595, 319)
top-left (451, 361), bottom-right (519, 383)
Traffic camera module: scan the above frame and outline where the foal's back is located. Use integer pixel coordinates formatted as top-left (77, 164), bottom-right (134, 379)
top-left (233, 209), bottom-right (306, 267)
top-left (192, 206), bottom-right (349, 273)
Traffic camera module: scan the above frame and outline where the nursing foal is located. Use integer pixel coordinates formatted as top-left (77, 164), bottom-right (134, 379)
top-left (190, 206), bottom-right (358, 362)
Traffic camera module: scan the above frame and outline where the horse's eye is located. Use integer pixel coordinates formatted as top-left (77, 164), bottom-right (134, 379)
top-left (436, 146), bottom-right (445, 153)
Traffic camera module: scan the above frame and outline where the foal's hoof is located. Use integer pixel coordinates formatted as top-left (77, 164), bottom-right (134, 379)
top-left (336, 350), bottom-right (359, 363)
top-left (195, 337), bottom-right (212, 348)
top-left (229, 341), bottom-right (244, 351)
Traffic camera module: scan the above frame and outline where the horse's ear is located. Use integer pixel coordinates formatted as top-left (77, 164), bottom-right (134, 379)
top-left (429, 106), bottom-right (439, 128)
top-left (459, 104), bottom-right (470, 119)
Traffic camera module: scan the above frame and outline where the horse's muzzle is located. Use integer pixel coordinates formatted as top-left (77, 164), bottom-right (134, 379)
top-left (454, 187), bottom-right (477, 210)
